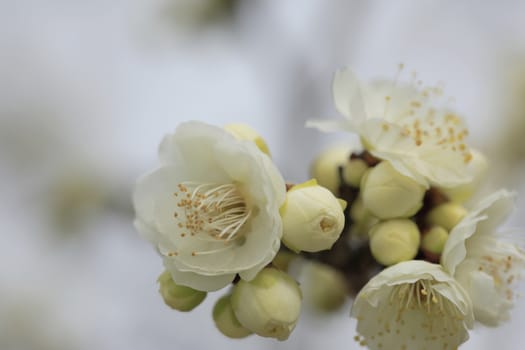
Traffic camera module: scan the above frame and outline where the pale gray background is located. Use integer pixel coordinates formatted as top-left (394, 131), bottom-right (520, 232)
top-left (1, 1), bottom-right (525, 349)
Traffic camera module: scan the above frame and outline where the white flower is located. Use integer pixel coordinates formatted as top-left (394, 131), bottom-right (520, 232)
top-left (441, 190), bottom-right (525, 325)
top-left (307, 68), bottom-right (474, 188)
top-left (133, 121), bottom-right (286, 292)
top-left (351, 260), bottom-right (473, 350)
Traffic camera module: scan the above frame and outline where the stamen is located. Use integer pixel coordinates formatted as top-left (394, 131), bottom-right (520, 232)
top-left (377, 68), bottom-right (472, 162)
top-left (172, 182), bottom-right (251, 242)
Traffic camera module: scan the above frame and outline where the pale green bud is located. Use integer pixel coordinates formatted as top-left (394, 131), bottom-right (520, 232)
top-left (369, 219), bottom-right (421, 266)
top-left (213, 295), bottom-right (252, 339)
top-left (271, 251), bottom-right (298, 272)
top-left (310, 144), bottom-right (352, 193)
top-left (342, 158), bottom-right (369, 187)
top-left (301, 262), bottom-right (347, 312)
top-left (361, 161), bottom-right (425, 219)
top-left (421, 226), bottom-right (449, 255)
top-left (350, 195), bottom-right (367, 222)
top-left (281, 179), bottom-right (346, 253)
top-left (224, 123), bottom-right (271, 156)
top-left (157, 270), bottom-right (206, 311)
top-left (349, 195), bottom-right (378, 238)
top-left (231, 268), bottom-right (302, 341)
top-left (426, 202), bottom-right (467, 231)
top-left (442, 149), bottom-right (488, 203)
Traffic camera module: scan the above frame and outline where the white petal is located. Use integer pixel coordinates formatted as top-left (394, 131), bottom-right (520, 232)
top-left (159, 121), bottom-right (230, 167)
top-left (458, 266), bottom-right (509, 326)
top-left (305, 119), bottom-right (355, 133)
top-left (170, 121), bottom-right (233, 183)
top-left (165, 260), bottom-right (235, 292)
top-left (332, 68), bottom-right (366, 121)
top-left (133, 166), bottom-right (184, 225)
top-left (134, 218), bottom-right (173, 250)
top-left (361, 80), bottom-right (423, 122)
top-left (238, 238), bottom-right (281, 281)
top-left (442, 190), bottom-right (516, 275)
top-left (158, 133), bottom-right (182, 165)
top-left (361, 118), bottom-right (472, 188)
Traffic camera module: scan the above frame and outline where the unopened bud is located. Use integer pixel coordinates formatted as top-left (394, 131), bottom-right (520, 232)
top-left (342, 158), bottom-right (369, 187)
top-left (271, 251), bottom-right (298, 272)
top-left (310, 144), bottom-right (352, 194)
top-left (349, 195), bottom-right (378, 238)
top-left (369, 219), bottom-right (421, 266)
top-left (224, 123), bottom-right (270, 156)
top-left (301, 262), bottom-right (347, 312)
top-left (361, 162), bottom-right (425, 219)
top-left (426, 202), bottom-right (467, 231)
top-left (281, 179), bottom-right (345, 253)
top-left (442, 149), bottom-right (488, 203)
top-left (158, 270), bottom-right (207, 311)
top-left (231, 268), bottom-right (302, 341)
top-left (421, 226), bottom-right (449, 255)
top-left (213, 295), bottom-right (253, 339)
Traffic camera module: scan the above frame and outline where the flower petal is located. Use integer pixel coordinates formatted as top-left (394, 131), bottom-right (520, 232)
top-left (442, 190), bottom-right (516, 275)
top-left (332, 68), bottom-right (366, 121)
top-left (305, 119), bottom-right (355, 133)
top-left (165, 260), bottom-right (236, 292)
top-left (351, 261), bottom-right (473, 350)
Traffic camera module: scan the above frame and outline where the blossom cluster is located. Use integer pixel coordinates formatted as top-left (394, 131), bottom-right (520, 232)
top-left (133, 67), bottom-right (524, 349)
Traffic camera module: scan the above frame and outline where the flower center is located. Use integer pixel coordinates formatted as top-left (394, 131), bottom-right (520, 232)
top-left (380, 72), bottom-right (473, 164)
top-left (478, 253), bottom-right (521, 302)
top-left (354, 279), bottom-right (468, 350)
top-left (173, 182), bottom-right (251, 242)
top-left (392, 280), bottom-right (446, 315)
top-left (391, 279), bottom-right (466, 335)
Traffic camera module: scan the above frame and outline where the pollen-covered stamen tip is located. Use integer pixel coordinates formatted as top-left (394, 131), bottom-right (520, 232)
top-left (379, 75), bottom-right (473, 164)
top-left (173, 182), bottom-right (251, 242)
top-left (393, 280), bottom-right (448, 315)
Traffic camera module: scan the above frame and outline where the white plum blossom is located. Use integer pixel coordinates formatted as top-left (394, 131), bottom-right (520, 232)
top-left (133, 121), bottom-right (286, 292)
top-left (442, 190), bottom-right (525, 326)
top-left (307, 68), bottom-right (474, 188)
top-left (351, 260), bottom-right (473, 350)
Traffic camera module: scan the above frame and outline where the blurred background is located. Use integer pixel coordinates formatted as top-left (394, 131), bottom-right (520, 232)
top-left (1, 1), bottom-right (525, 349)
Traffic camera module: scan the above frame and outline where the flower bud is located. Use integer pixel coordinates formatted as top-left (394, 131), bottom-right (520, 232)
top-left (349, 195), bottom-right (378, 238)
top-left (361, 161), bottom-right (425, 219)
top-left (301, 262), bottom-right (347, 312)
top-left (271, 251), bottom-right (298, 272)
top-left (310, 144), bottom-right (352, 194)
top-left (441, 149), bottom-right (488, 203)
top-left (421, 226), bottom-right (449, 262)
top-left (426, 202), bottom-right (467, 231)
top-left (213, 295), bottom-right (253, 339)
top-left (281, 179), bottom-right (346, 253)
top-left (157, 270), bottom-right (206, 311)
top-left (231, 268), bottom-right (302, 341)
top-left (369, 219), bottom-right (420, 266)
top-left (421, 226), bottom-right (449, 254)
top-left (342, 158), bottom-right (369, 187)
top-left (224, 123), bottom-right (271, 156)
